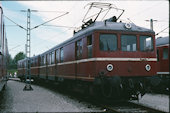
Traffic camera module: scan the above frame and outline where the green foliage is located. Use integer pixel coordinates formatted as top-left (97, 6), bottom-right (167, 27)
top-left (14, 52), bottom-right (26, 63)
top-left (8, 52), bottom-right (26, 70)
top-left (7, 69), bottom-right (17, 75)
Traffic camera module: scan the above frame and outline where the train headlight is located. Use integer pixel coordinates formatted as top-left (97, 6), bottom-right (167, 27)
top-left (145, 64), bottom-right (151, 71)
top-left (124, 23), bottom-right (132, 29)
top-left (107, 64), bottom-right (113, 72)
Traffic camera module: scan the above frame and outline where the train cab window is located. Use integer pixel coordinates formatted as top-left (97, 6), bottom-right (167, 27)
top-left (121, 35), bottom-right (136, 51)
top-left (60, 48), bottom-right (64, 62)
top-left (163, 48), bottom-right (168, 59)
top-left (76, 40), bottom-right (82, 59)
top-left (87, 35), bottom-right (92, 58)
top-left (100, 34), bottom-right (117, 51)
top-left (140, 36), bottom-right (153, 52)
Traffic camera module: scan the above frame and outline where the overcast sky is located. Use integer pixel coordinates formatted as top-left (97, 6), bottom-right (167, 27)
top-left (1, 1), bottom-right (169, 58)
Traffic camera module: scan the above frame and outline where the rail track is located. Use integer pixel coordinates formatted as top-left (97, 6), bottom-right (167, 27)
top-left (11, 79), bottom-right (167, 113)
top-left (101, 101), bottom-right (166, 113)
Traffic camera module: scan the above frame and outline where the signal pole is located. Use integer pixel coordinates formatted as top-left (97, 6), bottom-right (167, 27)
top-left (145, 19), bottom-right (157, 31)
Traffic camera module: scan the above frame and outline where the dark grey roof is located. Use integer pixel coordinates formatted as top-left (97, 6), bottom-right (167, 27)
top-left (74, 21), bottom-right (154, 37)
top-left (156, 36), bottom-right (169, 46)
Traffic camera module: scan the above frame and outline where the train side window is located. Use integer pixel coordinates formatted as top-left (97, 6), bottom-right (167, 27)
top-left (41, 56), bottom-right (44, 66)
top-left (140, 36), bottom-right (153, 52)
top-left (51, 51), bottom-right (54, 64)
top-left (44, 55), bottom-right (46, 65)
top-left (121, 35), bottom-right (136, 51)
top-left (49, 53), bottom-right (52, 65)
top-left (31, 59), bottom-right (33, 67)
top-left (60, 48), bottom-right (64, 62)
top-left (157, 49), bottom-right (159, 61)
top-left (56, 49), bottom-right (60, 63)
top-left (87, 35), bottom-right (92, 58)
top-left (24, 62), bottom-right (26, 68)
top-left (36, 58), bottom-right (38, 66)
top-left (163, 48), bottom-right (168, 59)
top-left (100, 34), bottom-right (117, 51)
top-left (76, 39), bottom-right (82, 59)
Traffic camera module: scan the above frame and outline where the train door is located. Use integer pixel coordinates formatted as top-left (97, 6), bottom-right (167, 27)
top-left (156, 48), bottom-right (160, 72)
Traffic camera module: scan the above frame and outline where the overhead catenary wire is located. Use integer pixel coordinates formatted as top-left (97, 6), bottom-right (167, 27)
top-left (31, 3), bottom-right (79, 52)
top-left (9, 45), bottom-right (21, 51)
top-left (42, 25), bottom-right (77, 29)
top-left (156, 27), bottom-right (169, 36)
top-left (129, 1), bottom-right (164, 18)
top-left (31, 11), bottom-right (69, 30)
top-left (4, 9), bottom-right (70, 56)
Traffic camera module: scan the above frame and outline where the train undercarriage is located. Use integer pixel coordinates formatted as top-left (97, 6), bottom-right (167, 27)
top-left (28, 75), bottom-right (155, 100)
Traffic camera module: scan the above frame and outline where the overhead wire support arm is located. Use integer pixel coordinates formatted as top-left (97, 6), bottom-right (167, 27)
top-left (31, 12), bottom-right (69, 30)
top-left (3, 15), bottom-right (27, 31)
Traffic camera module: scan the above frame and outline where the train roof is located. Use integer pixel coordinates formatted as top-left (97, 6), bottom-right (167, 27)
top-left (41, 21), bottom-right (155, 55)
top-left (156, 36), bottom-right (169, 46)
top-left (18, 21), bottom-right (156, 61)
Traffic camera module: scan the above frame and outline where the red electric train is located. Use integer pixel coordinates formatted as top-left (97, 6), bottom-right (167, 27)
top-left (156, 36), bottom-right (169, 91)
top-left (0, 4), bottom-right (8, 92)
top-left (18, 17), bottom-right (158, 99)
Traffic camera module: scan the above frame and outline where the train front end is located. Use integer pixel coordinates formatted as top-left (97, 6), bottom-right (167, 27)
top-left (92, 21), bottom-right (157, 99)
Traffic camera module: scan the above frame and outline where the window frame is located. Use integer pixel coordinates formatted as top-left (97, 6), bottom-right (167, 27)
top-left (99, 33), bottom-right (118, 52)
top-left (157, 49), bottom-right (159, 62)
top-left (51, 51), bottom-right (55, 64)
top-left (56, 49), bottom-right (60, 63)
top-left (139, 35), bottom-right (154, 52)
top-left (60, 47), bottom-right (64, 63)
top-left (87, 35), bottom-right (93, 58)
top-left (76, 39), bottom-right (83, 60)
top-left (121, 34), bottom-right (137, 52)
top-left (163, 48), bottom-right (168, 60)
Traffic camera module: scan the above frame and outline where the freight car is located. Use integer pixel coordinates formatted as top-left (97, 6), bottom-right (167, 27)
top-left (18, 18), bottom-right (159, 99)
top-left (155, 36), bottom-right (169, 92)
top-left (0, 4), bottom-right (8, 92)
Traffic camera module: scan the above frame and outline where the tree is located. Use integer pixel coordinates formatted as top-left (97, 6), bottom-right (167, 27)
top-left (13, 52), bottom-right (26, 65)
top-left (8, 52), bottom-right (26, 70)
top-left (7, 54), bottom-right (15, 69)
